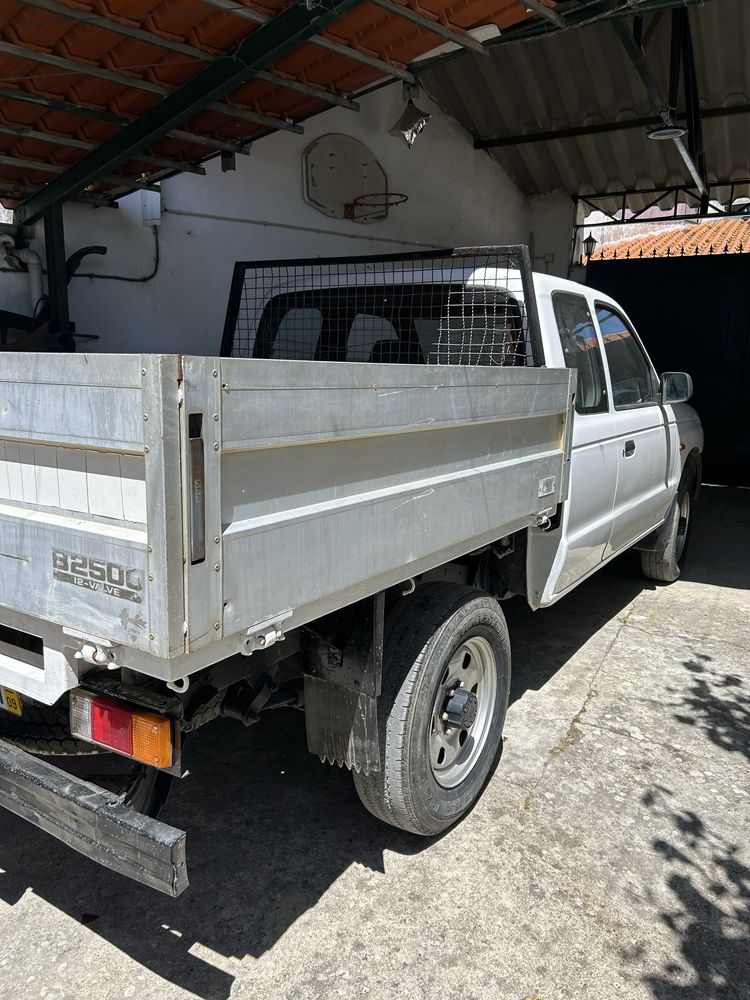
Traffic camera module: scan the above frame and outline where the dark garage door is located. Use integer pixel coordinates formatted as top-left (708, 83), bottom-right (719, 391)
top-left (588, 254), bottom-right (750, 487)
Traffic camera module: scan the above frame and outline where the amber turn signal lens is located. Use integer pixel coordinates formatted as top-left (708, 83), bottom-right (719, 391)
top-left (131, 712), bottom-right (173, 768)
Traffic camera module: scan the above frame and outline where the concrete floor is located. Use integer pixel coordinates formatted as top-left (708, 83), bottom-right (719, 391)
top-left (0, 486), bottom-right (747, 1000)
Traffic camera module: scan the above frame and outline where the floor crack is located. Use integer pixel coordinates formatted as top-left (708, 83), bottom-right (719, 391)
top-left (521, 616), bottom-right (629, 813)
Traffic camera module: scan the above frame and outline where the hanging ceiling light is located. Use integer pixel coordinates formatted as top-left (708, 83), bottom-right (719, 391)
top-left (646, 124), bottom-right (688, 141)
top-left (389, 100), bottom-right (431, 149)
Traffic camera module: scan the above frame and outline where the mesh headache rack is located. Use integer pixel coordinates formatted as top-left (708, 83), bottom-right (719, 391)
top-left (221, 246), bottom-right (544, 367)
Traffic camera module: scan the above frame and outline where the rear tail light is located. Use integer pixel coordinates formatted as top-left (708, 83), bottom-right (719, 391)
top-left (70, 690), bottom-right (174, 768)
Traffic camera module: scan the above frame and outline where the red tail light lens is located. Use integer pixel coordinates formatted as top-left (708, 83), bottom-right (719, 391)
top-left (90, 698), bottom-right (133, 755)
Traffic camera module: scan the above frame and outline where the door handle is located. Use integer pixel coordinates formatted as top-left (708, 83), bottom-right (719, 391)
top-left (623, 439), bottom-right (636, 458)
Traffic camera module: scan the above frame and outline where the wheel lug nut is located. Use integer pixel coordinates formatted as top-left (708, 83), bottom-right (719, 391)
top-left (441, 712), bottom-right (449, 721)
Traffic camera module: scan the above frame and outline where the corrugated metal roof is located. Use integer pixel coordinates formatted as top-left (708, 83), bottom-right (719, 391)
top-left (592, 215), bottom-right (750, 258)
top-left (0, 0), bottom-right (538, 207)
top-left (419, 0), bottom-right (750, 210)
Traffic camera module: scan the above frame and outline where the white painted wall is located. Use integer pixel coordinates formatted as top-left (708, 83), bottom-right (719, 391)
top-left (529, 193), bottom-right (576, 278)
top-left (1, 85), bottom-right (563, 355)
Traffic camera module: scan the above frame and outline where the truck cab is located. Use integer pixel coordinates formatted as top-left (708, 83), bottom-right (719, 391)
top-left (531, 273), bottom-right (703, 604)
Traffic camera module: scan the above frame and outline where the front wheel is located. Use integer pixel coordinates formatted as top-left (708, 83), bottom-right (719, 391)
top-left (641, 479), bottom-right (693, 583)
top-left (353, 583), bottom-right (510, 836)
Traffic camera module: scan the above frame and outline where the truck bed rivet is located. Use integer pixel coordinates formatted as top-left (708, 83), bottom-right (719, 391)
top-left (212, 370), bottom-right (218, 377)
top-left (214, 536), bottom-right (220, 544)
top-left (214, 442), bottom-right (219, 450)
top-left (214, 564), bottom-right (221, 571)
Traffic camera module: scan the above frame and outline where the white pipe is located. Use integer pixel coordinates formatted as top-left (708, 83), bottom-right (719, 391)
top-left (18, 248), bottom-right (43, 319)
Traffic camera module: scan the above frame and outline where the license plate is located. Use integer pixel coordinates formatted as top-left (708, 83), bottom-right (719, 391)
top-left (0, 687), bottom-right (22, 716)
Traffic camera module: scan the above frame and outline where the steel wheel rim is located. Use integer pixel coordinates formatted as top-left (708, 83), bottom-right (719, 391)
top-left (428, 635), bottom-right (498, 789)
top-left (676, 491), bottom-right (691, 563)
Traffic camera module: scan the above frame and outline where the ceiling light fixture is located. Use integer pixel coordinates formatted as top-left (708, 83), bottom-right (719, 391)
top-left (646, 124), bottom-right (688, 141)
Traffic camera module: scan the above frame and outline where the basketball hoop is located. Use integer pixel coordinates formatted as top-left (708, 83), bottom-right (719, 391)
top-left (344, 191), bottom-right (408, 221)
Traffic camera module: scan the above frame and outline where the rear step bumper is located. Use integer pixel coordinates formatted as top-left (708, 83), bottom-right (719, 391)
top-left (0, 739), bottom-right (188, 896)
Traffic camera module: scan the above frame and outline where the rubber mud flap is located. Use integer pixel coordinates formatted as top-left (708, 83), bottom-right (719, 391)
top-left (303, 675), bottom-right (381, 774)
top-left (0, 739), bottom-right (188, 896)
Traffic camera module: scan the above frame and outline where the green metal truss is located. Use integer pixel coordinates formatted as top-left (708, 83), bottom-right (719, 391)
top-left (17, 0), bottom-right (365, 224)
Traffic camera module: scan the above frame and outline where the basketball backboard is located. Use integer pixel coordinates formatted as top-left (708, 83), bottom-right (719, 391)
top-left (303, 133), bottom-right (399, 224)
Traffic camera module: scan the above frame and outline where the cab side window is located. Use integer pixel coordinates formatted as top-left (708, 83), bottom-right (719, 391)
top-left (596, 305), bottom-right (658, 408)
top-left (552, 292), bottom-right (608, 414)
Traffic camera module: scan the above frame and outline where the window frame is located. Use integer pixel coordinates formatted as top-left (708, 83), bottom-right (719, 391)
top-left (551, 290), bottom-right (610, 416)
top-left (594, 301), bottom-right (660, 411)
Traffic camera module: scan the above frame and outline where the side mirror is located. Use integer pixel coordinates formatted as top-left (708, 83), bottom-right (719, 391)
top-left (660, 371), bottom-right (693, 404)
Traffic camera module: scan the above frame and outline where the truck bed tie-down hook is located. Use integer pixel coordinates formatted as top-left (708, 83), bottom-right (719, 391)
top-left (166, 676), bottom-right (190, 693)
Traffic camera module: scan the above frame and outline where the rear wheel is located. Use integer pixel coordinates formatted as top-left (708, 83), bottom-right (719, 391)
top-left (353, 583), bottom-right (510, 836)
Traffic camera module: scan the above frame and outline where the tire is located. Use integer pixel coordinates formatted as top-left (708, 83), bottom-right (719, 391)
top-left (641, 474), bottom-right (694, 583)
top-left (0, 694), bottom-right (172, 818)
top-left (353, 582), bottom-right (511, 836)
top-left (0, 694), bottom-right (97, 755)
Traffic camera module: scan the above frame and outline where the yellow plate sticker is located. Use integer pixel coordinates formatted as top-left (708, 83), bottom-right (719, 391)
top-left (0, 687), bottom-right (22, 717)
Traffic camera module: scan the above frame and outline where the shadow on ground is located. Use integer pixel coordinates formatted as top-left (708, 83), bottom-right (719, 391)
top-left (636, 488), bottom-right (749, 997)
top-left (0, 556), bottom-right (647, 998)
top-left (636, 784), bottom-right (750, 999)
top-left (0, 487), bottom-right (746, 998)
top-left (680, 485), bottom-right (750, 591)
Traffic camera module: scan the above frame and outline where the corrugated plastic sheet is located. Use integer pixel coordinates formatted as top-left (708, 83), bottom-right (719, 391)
top-left (420, 0), bottom-right (750, 211)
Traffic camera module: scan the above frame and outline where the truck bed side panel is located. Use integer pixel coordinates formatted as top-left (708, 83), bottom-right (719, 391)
top-left (214, 360), bottom-right (573, 639)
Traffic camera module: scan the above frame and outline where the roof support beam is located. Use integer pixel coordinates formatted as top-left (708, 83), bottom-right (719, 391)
top-left (43, 203), bottom-right (69, 337)
top-left (0, 180), bottom-right (113, 206)
top-left (612, 18), bottom-right (707, 198)
top-left (679, 8), bottom-right (707, 212)
top-left (16, 0), bottom-right (365, 224)
top-left (512, 0), bottom-right (565, 29)
top-left (574, 178), bottom-right (750, 227)
top-left (20, 0), bottom-right (359, 113)
top-left (473, 104), bottom-right (750, 148)
top-left (0, 123), bottom-right (206, 175)
top-left (0, 86), bottom-right (251, 154)
top-left (0, 40), bottom-right (303, 135)
top-left (0, 86), bottom-right (127, 124)
top-left (0, 153), bottom-right (159, 192)
top-left (200, 0), bottom-right (416, 84)
top-left (667, 6), bottom-right (683, 109)
top-left (368, 0), bottom-right (488, 55)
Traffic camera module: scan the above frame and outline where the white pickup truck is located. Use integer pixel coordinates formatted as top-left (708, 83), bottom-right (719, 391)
top-left (0, 246), bottom-right (702, 896)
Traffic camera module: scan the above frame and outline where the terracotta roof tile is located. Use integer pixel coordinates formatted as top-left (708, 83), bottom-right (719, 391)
top-left (0, 0), bottom-right (540, 205)
top-left (591, 217), bottom-right (750, 260)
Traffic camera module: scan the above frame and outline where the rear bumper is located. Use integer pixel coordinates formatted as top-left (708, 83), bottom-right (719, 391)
top-left (0, 739), bottom-right (188, 896)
